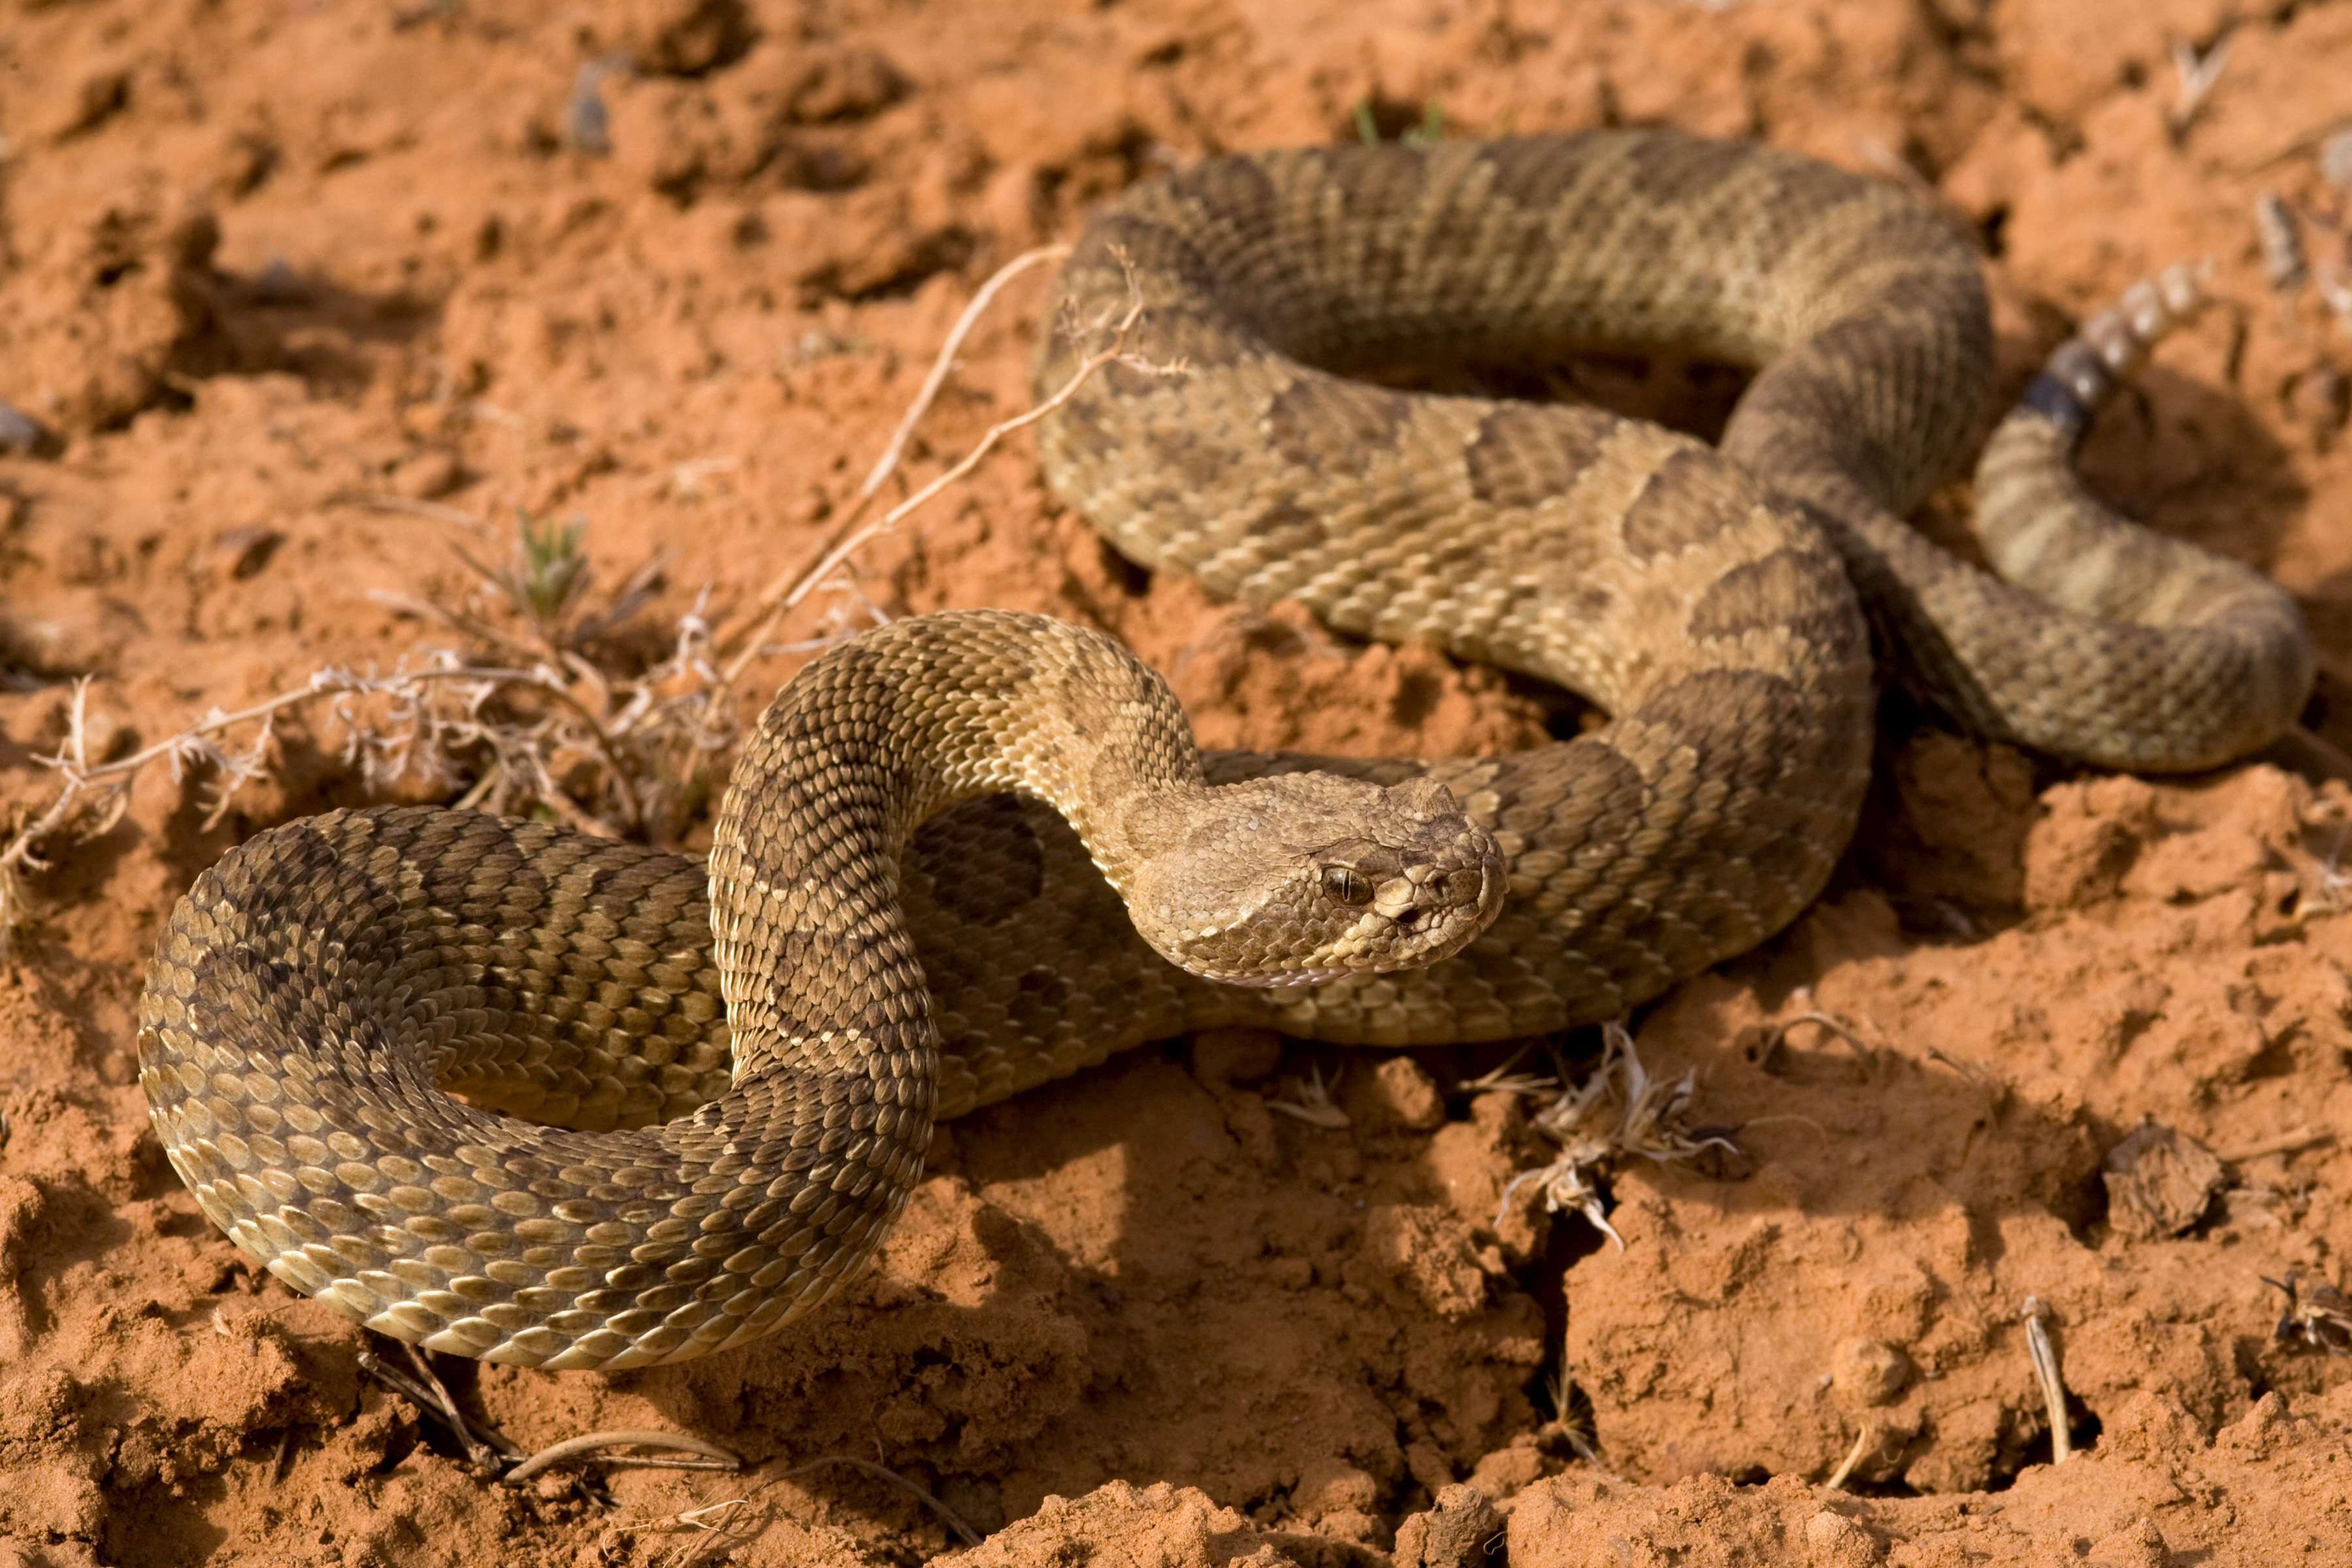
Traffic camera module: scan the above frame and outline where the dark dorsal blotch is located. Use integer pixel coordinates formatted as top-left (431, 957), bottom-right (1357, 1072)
top-left (911, 794), bottom-right (1047, 926)
top-left (1688, 547), bottom-right (1853, 646)
top-left (1313, 140), bottom-right (1435, 223)
top-left (1617, 448), bottom-right (1758, 562)
top-left (1465, 404), bottom-right (1614, 512)
top-left (1266, 375), bottom-right (1410, 468)
top-left (1470, 136), bottom-right (1591, 211)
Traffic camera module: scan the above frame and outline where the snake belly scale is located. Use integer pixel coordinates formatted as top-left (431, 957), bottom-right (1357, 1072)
top-left (138, 130), bottom-right (2312, 1369)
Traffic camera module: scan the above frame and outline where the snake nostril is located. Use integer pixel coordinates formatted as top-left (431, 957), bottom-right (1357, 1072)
top-left (1393, 907), bottom-right (1421, 930)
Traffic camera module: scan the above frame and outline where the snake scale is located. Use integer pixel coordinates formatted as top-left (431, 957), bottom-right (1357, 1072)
top-left (139, 131), bottom-right (2313, 1369)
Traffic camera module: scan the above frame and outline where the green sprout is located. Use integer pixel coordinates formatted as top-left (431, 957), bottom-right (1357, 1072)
top-left (470, 508), bottom-right (593, 648)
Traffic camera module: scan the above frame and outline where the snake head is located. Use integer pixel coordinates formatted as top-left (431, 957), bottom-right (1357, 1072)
top-left (1125, 772), bottom-right (1505, 987)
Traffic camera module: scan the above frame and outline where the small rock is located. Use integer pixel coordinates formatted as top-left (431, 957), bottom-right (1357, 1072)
top-left (1317, 1508), bottom-right (1388, 1548)
top-left (0, 403), bottom-right (57, 457)
top-left (1292, 1458), bottom-right (1379, 1519)
top-left (1803, 1508), bottom-right (1886, 1567)
top-left (2102, 1119), bottom-right (2225, 1240)
top-left (213, 525), bottom-right (284, 580)
top-left (1831, 1338), bottom-right (1912, 1407)
top-left (2083, 1516), bottom-right (2170, 1568)
top-left (1352, 1055), bottom-right (1446, 1130)
top-left (1393, 1483), bottom-right (1503, 1568)
top-left (568, 57), bottom-right (621, 155)
top-left (1464, 1437), bottom-right (1546, 1501)
top-left (250, 257), bottom-right (308, 302)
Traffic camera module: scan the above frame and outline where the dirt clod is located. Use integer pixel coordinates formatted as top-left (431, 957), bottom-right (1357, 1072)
top-left (2102, 1119), bottom-right (2228, 1240)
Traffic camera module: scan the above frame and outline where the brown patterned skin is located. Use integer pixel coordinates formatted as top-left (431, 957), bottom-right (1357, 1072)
top-left (139, 132), bottom-right (2312, 1369)
top-left (139, 613), bottom-right (1503, 1369)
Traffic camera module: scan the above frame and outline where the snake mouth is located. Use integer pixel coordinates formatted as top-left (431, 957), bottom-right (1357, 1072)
top-left (1189, 899), bottom-right (1492, 988)
top-left (1223, 966), bottom-right (1352, 989)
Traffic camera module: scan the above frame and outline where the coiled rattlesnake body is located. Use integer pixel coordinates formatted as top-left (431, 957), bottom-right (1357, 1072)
top-left (139, 131), bottom-right (2312, 1368)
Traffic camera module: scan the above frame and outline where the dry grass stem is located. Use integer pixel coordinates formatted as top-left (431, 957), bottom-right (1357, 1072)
top-left (855, 243), bottom-right (1071, 502)
top-left (724, 244), bottom-right (1171, 684)
top-left (1770, 1007), bottom-right (1881, 1075)
top-left (2256, 192), bottom-right (2308, 296)
top-left (0, 664), bottom-right (558, 951)
top-left (675, 1497), bottom-right (747, 1531)
top-left (2168, 32), bottom-right (2233, 136)
top-left (771, 1455), bottom-right (983, 1547)
top-left (357, 1348), bottom-right (522, 1478)
top-left (1825, 1418), bottom-right (1875, 1490)
top-left (402, 1341), bottom-right (510, 1475)
top-left (2221, 1129), bottom-right (2336, 1164)
top-left (0, 527), bottom-right (733, 949)
top-left (502, 1429), bottom-right (742, 1485)
top-left (336, 489), bottom-right (497, 536)
top-left (360, 1348), bottom-right (734, 1488)
top-left (2021, 1297), bottom-right (2072, 1463)
top-left (1460, 1045), bottom-right (1561, 1099)
top-left (1265, 1062), bottom-right (1351, 1128)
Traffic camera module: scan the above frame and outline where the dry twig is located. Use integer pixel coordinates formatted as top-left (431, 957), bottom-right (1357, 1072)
top-left (503, 1429), bottom-right (742, 1485)
top-left (770, 1455), bottom-right (981, 1546)
top-left (856, 243), bottom-right (1071, 502)
top-left (1759, 996), bottom-right (1882, 1075)
top-left (723, 244), bottom-right (1171, 683)
top-left (357, 1347), bottom-right (523, 1478)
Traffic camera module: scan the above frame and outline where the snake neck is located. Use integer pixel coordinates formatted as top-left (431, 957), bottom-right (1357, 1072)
top-left (706, 609), bottom-right (1207, 1081)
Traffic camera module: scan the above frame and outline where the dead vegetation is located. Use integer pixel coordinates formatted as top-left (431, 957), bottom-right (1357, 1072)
top-left (1498, 1022), bottom-right (1739, 1250)
top-left (0, 244), bottom-right (1160, 958)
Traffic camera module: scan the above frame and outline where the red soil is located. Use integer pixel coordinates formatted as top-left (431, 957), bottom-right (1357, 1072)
top-left (3, 1), bottom-right (2352, 1563)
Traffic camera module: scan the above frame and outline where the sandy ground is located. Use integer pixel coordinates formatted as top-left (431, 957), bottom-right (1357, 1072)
top-left (3, 0), bottom-right (2352, 1563)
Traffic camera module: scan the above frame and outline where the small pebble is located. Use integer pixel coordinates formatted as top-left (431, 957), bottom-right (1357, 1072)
top-left (568, 58), bottom-right (619, 155)
top-left (0, 402), bottom-right (50, 455)
top-left (1392, 1484), bottom-right (1504, 1568)
top-left (214, 525), bottom-right (284, 580)
top-left (2103, 1118), bottom-right (2224, 1240)
top-left (2318, 127), bottom-right (2352, 193)
top-left (252, 257), bottom-right (306, 302)
top-left (1831, 1337), bottom-right (1913, 1407)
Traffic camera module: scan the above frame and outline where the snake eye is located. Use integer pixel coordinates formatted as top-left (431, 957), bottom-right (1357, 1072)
top-left (1320, 865), bottom-right (1375, 907)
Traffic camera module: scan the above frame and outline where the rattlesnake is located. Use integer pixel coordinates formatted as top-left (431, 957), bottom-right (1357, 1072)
top-left (139, 131), bottom-right (2312, 1370)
